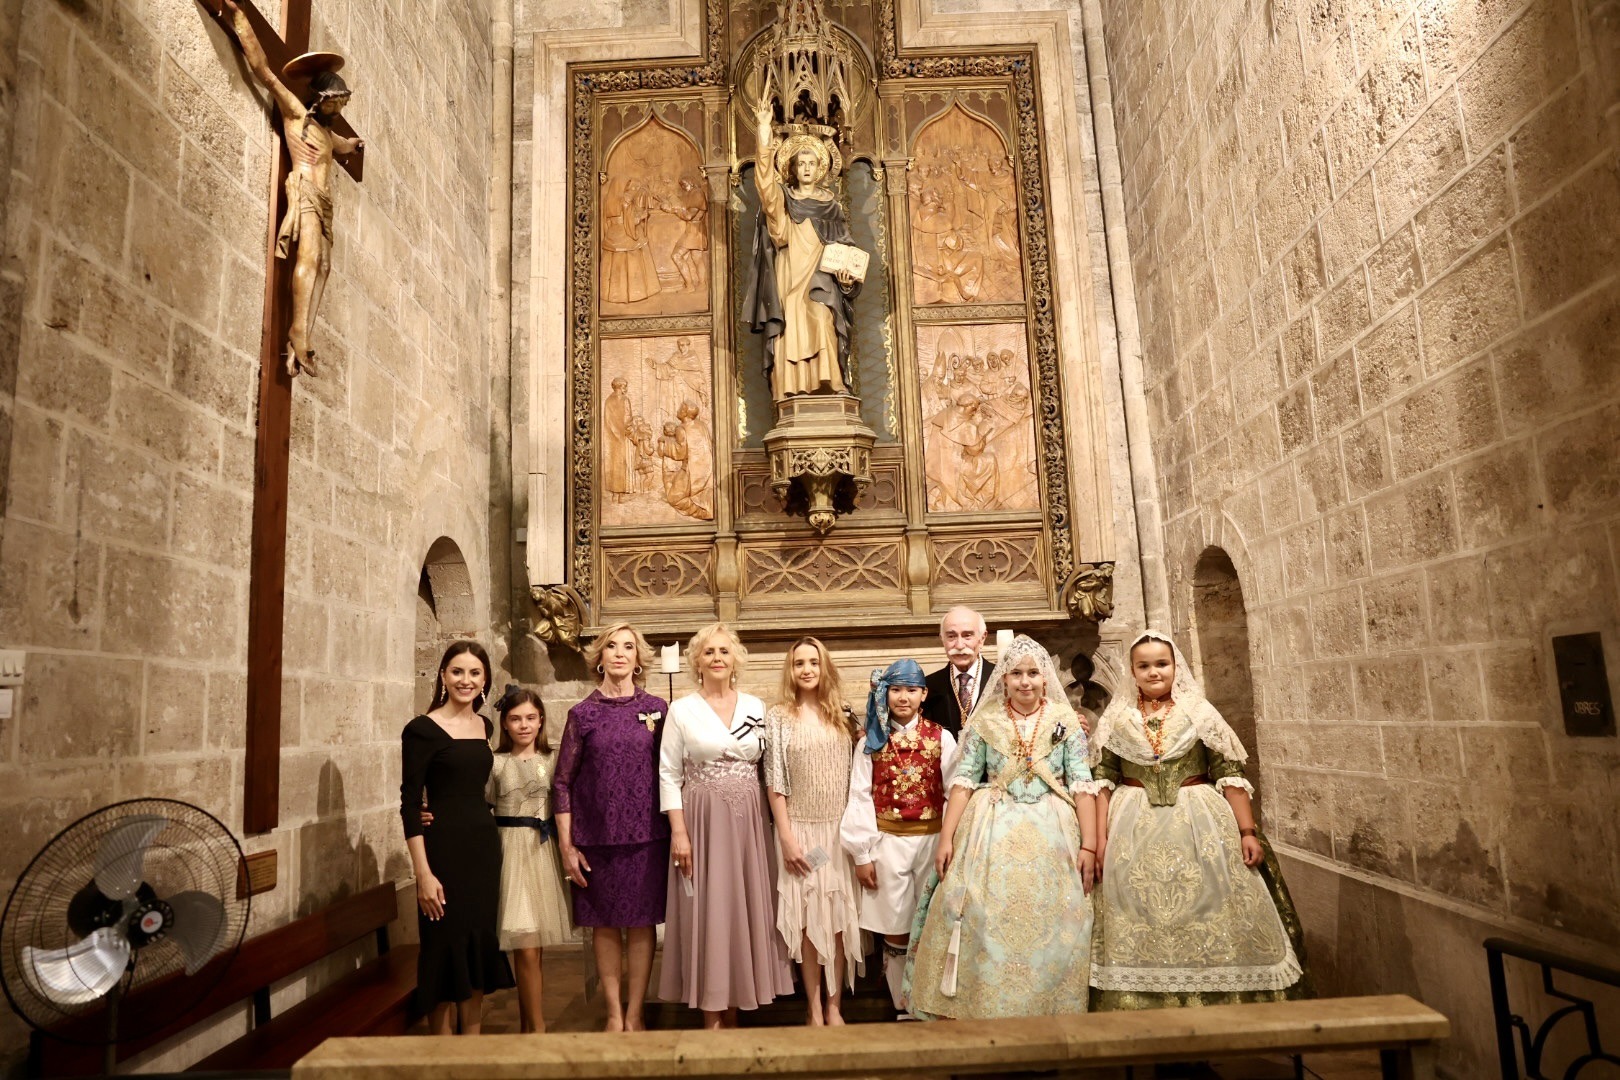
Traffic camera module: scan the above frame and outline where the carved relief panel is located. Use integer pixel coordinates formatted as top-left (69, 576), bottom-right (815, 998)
top-left (599, 335), bottom-right (716, 527)
top-left (917, 322), bottom-right (1040, 514)
top-left (598, 115), bottom-right (710, 317)
top-left (909, 101), bottom-right (1023, 306)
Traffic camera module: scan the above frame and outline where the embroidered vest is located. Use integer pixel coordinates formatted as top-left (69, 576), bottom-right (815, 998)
top-left (871, 720), bottom-right (945, 829)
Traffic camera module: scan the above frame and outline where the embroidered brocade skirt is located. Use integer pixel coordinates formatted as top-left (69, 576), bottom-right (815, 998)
top-left (906, 788), bottom-right (1093, 1019)
top-left (1089, 784), bottom-right (1303, 1010)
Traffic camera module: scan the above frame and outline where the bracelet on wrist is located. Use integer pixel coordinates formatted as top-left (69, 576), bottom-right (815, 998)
top-left (1240, 827), bottom-right (1258, 837)
top-left (1080, 846), bottom-right (1097, 854)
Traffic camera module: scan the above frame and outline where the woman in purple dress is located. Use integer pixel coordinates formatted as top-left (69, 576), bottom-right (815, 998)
top-left (554, 621), bottom-right (669, 1032)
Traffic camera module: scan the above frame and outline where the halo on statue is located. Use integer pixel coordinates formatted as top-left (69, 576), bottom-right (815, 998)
top-left (281, 51), bottom-right (345, 81)
top-left (774, 132), bottom-right (840, 185)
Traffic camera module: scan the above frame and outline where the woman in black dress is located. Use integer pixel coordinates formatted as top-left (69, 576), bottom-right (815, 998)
top-left (401, 640), bottom-right (515, 1033)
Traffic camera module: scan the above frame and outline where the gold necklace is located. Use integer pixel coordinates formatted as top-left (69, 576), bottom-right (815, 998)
top-left (1009, 700), bottom-right (1045, 771)
top-left (1138, 693), bottom-right (1172, 763)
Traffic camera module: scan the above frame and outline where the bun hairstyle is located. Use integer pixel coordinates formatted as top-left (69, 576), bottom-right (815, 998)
top-left (494, 684), bottom-right (550, 753)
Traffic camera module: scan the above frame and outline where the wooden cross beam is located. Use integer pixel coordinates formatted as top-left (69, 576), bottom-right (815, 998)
top-left (199, 0), bottom-right (365, 834)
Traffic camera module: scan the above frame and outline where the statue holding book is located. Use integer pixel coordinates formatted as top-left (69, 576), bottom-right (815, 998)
top-left (746, 98), bottom-right (868, 402)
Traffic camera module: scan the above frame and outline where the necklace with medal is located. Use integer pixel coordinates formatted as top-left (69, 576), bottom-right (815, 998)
top-left (1009, 700), bottom-right (1045, 774)
top-left (1139, 693), bottom-right (1172, 771)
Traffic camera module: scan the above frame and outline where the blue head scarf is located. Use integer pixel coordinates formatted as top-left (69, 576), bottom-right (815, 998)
top-left (863, 658), bottom-right (927, 754)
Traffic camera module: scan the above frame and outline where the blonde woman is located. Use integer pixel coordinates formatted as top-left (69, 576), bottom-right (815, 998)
top-left (658, 623), bottom-right (793, 1028)
top-left (553, 622), bottom-right (668, 1032)
top-left (765, 637), bottom-right (864, 1025)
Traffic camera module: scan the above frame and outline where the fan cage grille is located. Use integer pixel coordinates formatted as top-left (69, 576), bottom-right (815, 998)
top-left (1, 798), bottom-right (250, 1044)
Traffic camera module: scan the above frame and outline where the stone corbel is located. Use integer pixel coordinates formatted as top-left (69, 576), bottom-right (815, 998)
top-left (529, 583), bottom-right (586, 651)
top-left (1062, 562), bottom-right (1116, 622)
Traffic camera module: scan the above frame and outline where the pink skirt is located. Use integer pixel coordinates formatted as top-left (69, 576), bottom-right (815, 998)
top-left (658, 759), bottom-right (794, 1011)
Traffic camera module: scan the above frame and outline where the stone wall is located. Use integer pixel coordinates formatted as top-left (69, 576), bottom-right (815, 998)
top-left (1097, 0), bottom-right (1620, 1070)
top-left (0, 0), bottom-right (494, 1064)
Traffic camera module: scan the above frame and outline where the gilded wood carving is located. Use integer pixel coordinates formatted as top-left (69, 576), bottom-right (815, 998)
top-left (548, 0), bottom-right (1111, 634)
top-left (600, 335), bottom-right (716, 526)
top-left (599, 117), bottom-right (710, 316)
top-left (918, 322), bottom-right (1040, 514)
top-left (909, 103), bottom-right (1023, 306)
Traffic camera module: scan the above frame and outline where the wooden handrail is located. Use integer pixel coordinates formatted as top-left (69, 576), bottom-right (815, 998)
top-left (294, 994), bottom-right (1449, 1079)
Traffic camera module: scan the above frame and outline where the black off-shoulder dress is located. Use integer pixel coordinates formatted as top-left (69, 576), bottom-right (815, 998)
top-left (400, 715), bottom-right (515, 1011)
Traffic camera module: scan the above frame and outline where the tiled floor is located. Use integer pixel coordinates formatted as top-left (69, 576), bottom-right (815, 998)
top-left (457, 946), bottom-right (1387, 1079)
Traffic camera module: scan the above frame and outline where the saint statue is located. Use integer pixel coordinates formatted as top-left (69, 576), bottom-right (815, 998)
top-left (220, 0), bottom-right (361, 378)
top-left (744, 100), bottom-right (861, 401)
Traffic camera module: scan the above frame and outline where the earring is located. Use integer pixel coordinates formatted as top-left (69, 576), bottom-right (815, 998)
top-left (596, 665), bottom-right (604, 675)
top-left (633, 665), bottom-right (643, 676)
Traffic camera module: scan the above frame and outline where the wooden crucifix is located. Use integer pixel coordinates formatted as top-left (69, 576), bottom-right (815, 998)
top-left (200, 0), bottom-right (365, 833)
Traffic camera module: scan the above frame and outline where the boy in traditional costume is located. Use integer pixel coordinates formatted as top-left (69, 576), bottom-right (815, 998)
top-left (840, 660), bottom-right (956, 1014)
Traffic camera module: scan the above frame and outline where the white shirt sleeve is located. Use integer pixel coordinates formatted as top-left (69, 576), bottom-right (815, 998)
top-left (840, 744), bottom-right (879, 865)
top-left (658, 698), bottom-right (689, 812)
top-left (938, 727), bottom-right (958, 788)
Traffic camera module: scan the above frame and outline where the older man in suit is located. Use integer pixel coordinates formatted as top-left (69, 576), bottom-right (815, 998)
top-left (923, 606), bottom-right (996, 737)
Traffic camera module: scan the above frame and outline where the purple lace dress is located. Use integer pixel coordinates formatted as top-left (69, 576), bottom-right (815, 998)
top-left (553, 688), bottom-right (670, 927)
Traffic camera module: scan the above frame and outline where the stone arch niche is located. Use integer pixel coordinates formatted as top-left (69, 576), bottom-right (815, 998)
top-left (1191, 546), bottom-right (1262, 823)
top-left (416, 537), bottom-right (476, 709)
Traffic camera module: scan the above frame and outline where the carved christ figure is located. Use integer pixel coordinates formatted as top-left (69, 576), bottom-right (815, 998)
top-left (745, 100), bottom-right (860, 401)
top-left (222, 0), bottom-right (361, 377)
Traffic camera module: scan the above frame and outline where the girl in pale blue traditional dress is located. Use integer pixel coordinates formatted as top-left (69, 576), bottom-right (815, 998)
top-left (904, 635), bottom-right (1101, 1019)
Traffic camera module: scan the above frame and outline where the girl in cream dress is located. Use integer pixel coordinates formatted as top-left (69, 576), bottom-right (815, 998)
top-left (487, 685), bottom-right (578, 1033)
top-left (764, 637), bottom-right (865, 1025)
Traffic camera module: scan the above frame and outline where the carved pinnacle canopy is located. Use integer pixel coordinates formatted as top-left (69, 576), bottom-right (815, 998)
top-left (746, 0), bottom-right (871, 157)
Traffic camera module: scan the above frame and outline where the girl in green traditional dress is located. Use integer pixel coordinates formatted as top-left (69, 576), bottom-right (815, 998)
top-left (1089, 630), bottom-right (1307, 1009)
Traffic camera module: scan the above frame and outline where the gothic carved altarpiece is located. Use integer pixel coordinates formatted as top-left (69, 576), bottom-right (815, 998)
top-left (538, 0), bottom-right (1115, 643)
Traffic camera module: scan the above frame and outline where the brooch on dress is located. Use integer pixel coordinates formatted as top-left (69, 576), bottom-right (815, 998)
top-left (730, 715), bottom-right (764, 741)
top-left (1051, 720), bottom-right (1067, 744)
top-left (638, 711), bottom-right (661, 732)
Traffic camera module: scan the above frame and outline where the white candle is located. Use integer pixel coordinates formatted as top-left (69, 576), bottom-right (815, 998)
top-left (660, 644), bottom-right (680, 674)
top-left (995, 628), bottom-right (1014, 653)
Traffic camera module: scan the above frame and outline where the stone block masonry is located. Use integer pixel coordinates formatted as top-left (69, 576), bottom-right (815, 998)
top-left (0, 0), bottom-right (496, 1066)
top-left (1098, 0), bottom-right (1620, 1071)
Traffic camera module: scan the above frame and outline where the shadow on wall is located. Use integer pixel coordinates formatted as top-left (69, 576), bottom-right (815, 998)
top-left (1190, 547), bottom-right (1262, 824)
top-left (295, 760), bottom-right (379, 918)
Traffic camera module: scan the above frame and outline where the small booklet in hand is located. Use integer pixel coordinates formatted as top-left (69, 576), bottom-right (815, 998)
top-left (819, 243), bottom-right (870, 283)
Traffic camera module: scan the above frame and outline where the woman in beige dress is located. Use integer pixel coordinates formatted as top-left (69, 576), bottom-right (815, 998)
top-left (488, 685), bottom-right (577, 1032)
top-left (765, 637), bottom-right (864, 1025)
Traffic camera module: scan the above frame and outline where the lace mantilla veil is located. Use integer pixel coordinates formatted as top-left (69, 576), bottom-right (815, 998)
top-left (1089, 630), bottom-right (1249, 767)
top-left (967, 634), bottom-right (1083, 736)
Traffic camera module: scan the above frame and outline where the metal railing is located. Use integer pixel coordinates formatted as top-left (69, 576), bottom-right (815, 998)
top-left (1485, 937), bottom-right (1620, 1079)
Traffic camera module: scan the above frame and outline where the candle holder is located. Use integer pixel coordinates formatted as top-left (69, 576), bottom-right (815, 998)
top-left (994, 628), bottom-right (1015, 658)
top-left (659, 644), bottom-right (681, 701)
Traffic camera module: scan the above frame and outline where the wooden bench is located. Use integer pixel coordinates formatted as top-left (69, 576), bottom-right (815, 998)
top-left (292, 994), bottom-right (1448, 1079)
top-left (32, 881), bottom-right (417, 1076)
